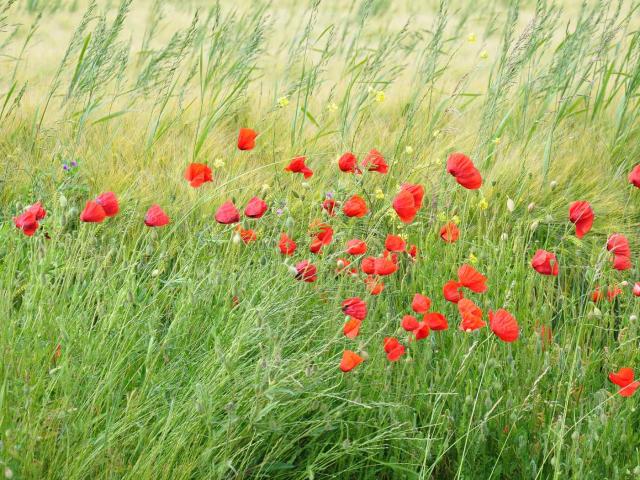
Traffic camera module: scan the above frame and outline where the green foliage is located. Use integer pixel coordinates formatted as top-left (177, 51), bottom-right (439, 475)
top-left (1, 0), bottom-right (640, 478)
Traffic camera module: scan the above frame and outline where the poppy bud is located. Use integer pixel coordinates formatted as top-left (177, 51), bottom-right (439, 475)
top-left (507, 199), bottom-right (515, 212)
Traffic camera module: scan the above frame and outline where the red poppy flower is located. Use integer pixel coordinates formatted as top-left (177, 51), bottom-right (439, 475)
top-left (440, 222), bottom-right (460, 243)
top-left (633, 282), bottom-right (640, 296)
top-left (14, 211), bottom-right (38, 236)
top-left (235, 226), bottom-right (257, 244)
top-left (184, 163), bottom-right (213, 188)
top-left (407, 244), bottom-right (418, 259)
top-left (14, 202), bottom-right (46, 236)
top-left (346, 239), bottom-right (367, 255)
top-left (612, 255), bottom-right (632, 271)
top-left (607, 285), bottom-right (623, 301)
top-left (309, 223), bottom-right (333, 253)
top-left (609, 368), bottom-right (634, 387)
top-left (392, 190), bottom-right (419, 224)
top-left (443, 280), bottom-right (464, 303)
top-left (488, 309), bottom-right (519, 342)
top-left (424, 312), bottom-right (448, 330)
top-left (343, 195), bottom-right (368, 218)
top-left (628, 164), bottom-right (640, 188)
top-left (278, 233), bottom-right (296, 255)
top-left (568, 201), bottom-right (594, 239)
top-left (144, 204), bottom-right (170, 227)
top-left (343, 318), bottom-right (362, 339)
top-left (385, 234), bottom-right (406, 252)
top-left (284, 156), bottom-right (313, 178)
top-left (607, 234), bottom-right (631, 271)
top-left (237, 128), bottom-right (257, 150)
top-left (25, 202), bottom-right (46, 221)
top-left (215, 201), bottom-right (240, 224)
top-left (383, 249), bottom-right (398, 263)
top-left (531, 249), bottom-right (559, 276)
top-left (402, 183), bottom-right (425, 209)
top-left (373, 257), bottom-right (397, 276)
top-left (411, 294), bottom-right (431, 314)
top-left (95, 192), bottom-right (119, 217)
top-left (309, 238), bottom-right (323, 254)
top-left (383, 337), bottom-right (405, 361)
top-left (362, 149), bottom-right (388, 173)
top-left (342, 297), bottom-right (367, 320)
top-left (80, 201), bottom-right (107, 223)
top-left (446, 152), bottom-right (482, 190)
top-left (322, 198), bottom-right (336, 216)
top-left (338, 152), bottom-right (361, 174)
top-left (414, 322), bottom-right (430, 340)
top-left (619, 381), bottom-right (640, 397)
top-left (608, 369), bottom-right (640, 397)
top-left (340, 350), bottom-right (363, 372)
top-left (361, 257), bottom-right (376, 275)
top-left (311, 223), bottom-right (333, 243)
top-left (458, 298), bottom-right (485, 332)
top-left (458, 264), bottom-right (488, 293)
top-left (295, 260), bottom-right (317, 282)
top-left (244, 197), bottom-right (268, 219)
top-left (591, 287), bottom-right (604, 303)
top-left (607, 233), bottom-right (631, 257)
top-left (364, 275), bottom-right (384, 295)
top-left (402, 315), bottom-right (420, 331)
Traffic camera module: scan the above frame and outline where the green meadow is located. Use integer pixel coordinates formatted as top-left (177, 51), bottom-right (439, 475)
top-left (1, 0), bottom-right (640, 478)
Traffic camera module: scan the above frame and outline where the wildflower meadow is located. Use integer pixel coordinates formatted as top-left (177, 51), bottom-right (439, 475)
top-left (2, 0), bottom-right (640, 478)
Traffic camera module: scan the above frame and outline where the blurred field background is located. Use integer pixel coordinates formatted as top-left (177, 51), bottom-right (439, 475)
top-left (1, 0), bottom-right (640, 478)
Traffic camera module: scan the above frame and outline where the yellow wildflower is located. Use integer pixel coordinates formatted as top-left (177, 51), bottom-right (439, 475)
top-left (277, 96), bottom-right (289, 108)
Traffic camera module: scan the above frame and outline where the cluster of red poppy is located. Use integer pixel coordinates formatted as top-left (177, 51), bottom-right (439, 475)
top-left (12, 128), bottom-right (640, 397)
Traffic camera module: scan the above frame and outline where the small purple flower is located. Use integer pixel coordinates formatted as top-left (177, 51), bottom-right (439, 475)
top-left (63, 164), bottom-right (69, 171)
top-left (71, 161), bottom-right (78, 168)
top-left (276, 208), bottom-right (284, 216)
top-left (325, 192), bottom-right (334, 199)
